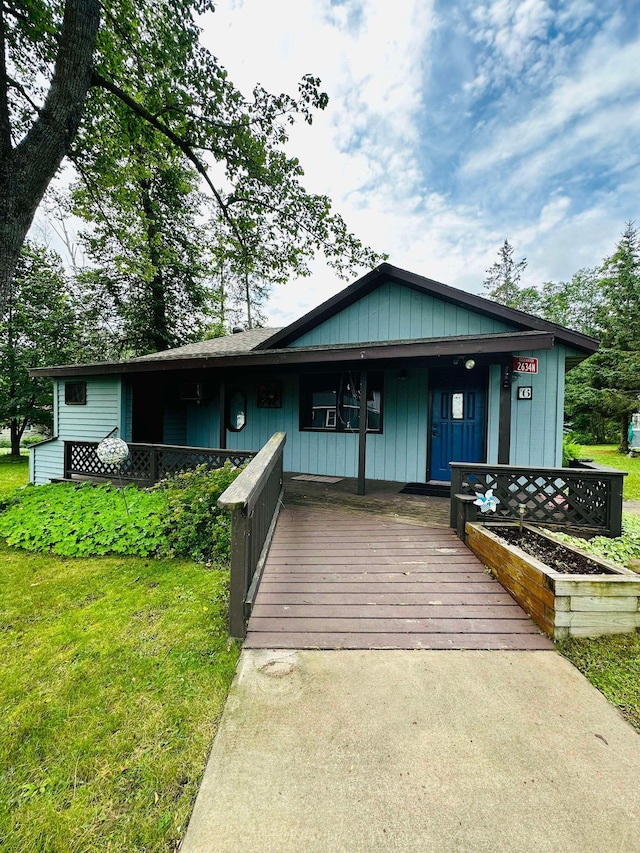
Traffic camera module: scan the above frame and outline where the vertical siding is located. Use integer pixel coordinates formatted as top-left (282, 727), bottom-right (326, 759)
top-left (122, 381), bottom-right (133, 441)
top-left (510, 348), bottom-right (564, 467)
top-left (163, 403), bottom-right (187, 445)
top-left (289, 281), bottom-right (517, 346)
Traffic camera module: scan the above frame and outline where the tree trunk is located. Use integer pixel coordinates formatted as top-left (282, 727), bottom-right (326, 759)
top-left (9, 418), bottom-right (21, 457)
top-left (0, 0), bottom-right (100, 309)
top-left (621, 412), bottom-right (630, 453)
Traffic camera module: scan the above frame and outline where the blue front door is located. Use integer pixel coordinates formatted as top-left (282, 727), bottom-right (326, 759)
top-left (429, 373), bottom-right (487, 482)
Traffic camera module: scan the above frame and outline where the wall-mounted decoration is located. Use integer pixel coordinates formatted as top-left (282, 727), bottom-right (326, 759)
top-left (257, 380), bottom-right (282, 409)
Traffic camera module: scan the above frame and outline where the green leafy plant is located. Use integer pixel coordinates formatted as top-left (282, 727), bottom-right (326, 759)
top-left (156, 463), bottom-right (243, 563)
top-left (0, 482), bottom-right (166, 556)
top-left (553, 513), bottom-right (640, 568)
top-left (562, 434), bottom-right (583, 467)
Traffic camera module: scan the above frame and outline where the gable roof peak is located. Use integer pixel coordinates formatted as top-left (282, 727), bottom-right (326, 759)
top-left (256, 263), bottom-right (598, 354)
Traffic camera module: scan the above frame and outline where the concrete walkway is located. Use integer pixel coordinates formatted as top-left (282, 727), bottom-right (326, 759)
top-left (181, 650), bottom-right (640, 853)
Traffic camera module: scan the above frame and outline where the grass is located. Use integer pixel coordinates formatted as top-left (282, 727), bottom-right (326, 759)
top-left (0, 453), bottom-right (28, 503)
top-left (557, 634), bottom-right (640, 732)
top-left (0, 544), bottom-right (240, 852)
top-left (581, 444), bottom-right (640, 500)
top-left (0, 454), bottom-right (240, 851)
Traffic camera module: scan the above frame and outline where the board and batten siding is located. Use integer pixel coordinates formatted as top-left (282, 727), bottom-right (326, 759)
top-left (220, 369), bottom-right (430, 482)
top-left (288, 281), bottom-right (517, 347)
top-left (509, 346), bottom-right (567, 467)
top-left (31, 376), bottom-right (123, 484)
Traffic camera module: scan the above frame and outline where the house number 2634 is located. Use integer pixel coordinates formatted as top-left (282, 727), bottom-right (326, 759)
top-left (517, 386), bottom-right (533, 400)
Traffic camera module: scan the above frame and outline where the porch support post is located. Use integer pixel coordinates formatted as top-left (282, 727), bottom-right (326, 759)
top-left (498, 361), bottom-right (512, 465)
top-left (218, 378), bottom-right (226, 449)
top-left (357, 371), bottom-right (368, 495)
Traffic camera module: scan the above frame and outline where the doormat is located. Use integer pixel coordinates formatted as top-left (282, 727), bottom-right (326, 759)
top-left (292, 474), bottom-right (344, 484)
top-left (398, 483), bottom-right (451, 497)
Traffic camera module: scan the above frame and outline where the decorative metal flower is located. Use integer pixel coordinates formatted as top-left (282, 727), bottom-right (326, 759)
top-left (96, 436), bottom-right (130, 466)
top-left (473, 489), bottom-right (500, 513)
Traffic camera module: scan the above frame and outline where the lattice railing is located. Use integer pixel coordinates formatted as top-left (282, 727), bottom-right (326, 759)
top-left (450, 462), bottom-right (625, 537)
top-left (64, 441), bottom-right (254, 485)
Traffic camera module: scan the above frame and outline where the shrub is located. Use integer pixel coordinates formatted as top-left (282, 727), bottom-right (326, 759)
top-left (562, 435), bottom-right (583, 467)
top-left (0, 481), bottom-right (166, 556)
top-left (156, 462), bottom-right (242, 563)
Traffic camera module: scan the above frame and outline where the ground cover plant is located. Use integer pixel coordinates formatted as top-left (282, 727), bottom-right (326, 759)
top-left (558, 633), bottom-right (640, 733)
top-left (580, 444), bottom-right (640, 500)
top-left (0, 463), bottom-right (242, 562)
top-left (553, 513), bottom-right (640, 569)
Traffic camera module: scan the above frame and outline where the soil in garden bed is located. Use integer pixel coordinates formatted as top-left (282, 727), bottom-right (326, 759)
top-left (493, 526), bottom-right (616, 575)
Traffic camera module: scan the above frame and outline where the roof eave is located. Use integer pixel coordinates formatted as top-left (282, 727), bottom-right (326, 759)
top-left (30, 331), bottom-right (557, 378)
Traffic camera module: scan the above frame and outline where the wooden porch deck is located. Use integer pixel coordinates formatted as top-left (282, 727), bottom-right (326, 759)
top-left (245, 484), bottom-right (553, 650)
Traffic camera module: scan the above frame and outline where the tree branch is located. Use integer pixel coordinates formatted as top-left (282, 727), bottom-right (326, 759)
top-left (90, 71), bottom-right (248, 259)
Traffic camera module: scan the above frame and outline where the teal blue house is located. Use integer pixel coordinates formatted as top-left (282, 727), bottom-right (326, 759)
top-left (31, 264), bottom-right (598, 492)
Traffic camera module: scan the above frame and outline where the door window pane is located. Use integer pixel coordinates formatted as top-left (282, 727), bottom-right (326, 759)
top-left (451, 392), bottom-right (464, 420)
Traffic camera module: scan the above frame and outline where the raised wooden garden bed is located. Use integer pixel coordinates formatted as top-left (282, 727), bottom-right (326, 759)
top-left (466, 522), bottom-right (640, 640)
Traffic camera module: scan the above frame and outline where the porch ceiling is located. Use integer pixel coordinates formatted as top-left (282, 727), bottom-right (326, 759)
top-left (31, 330), bottom-right (554, 378)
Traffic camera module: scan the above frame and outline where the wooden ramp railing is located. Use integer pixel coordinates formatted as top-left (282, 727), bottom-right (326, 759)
top-left (218, 432), bottom-right (286, 638)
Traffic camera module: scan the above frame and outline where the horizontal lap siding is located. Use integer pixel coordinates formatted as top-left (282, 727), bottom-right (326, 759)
top-left (32, 377), bottom-right (122, 483)
top-left (32, 439), bottom-right (64, 484)
top-left (288, 281), bottom-right (517, 346)
top-left (57, 377), bottom-right (121, 441)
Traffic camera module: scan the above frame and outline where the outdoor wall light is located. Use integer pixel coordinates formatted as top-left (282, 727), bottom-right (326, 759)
top-left (398, 368), bottom-right (409, 382)
top-left (464, 358), bottom-right (476, 370)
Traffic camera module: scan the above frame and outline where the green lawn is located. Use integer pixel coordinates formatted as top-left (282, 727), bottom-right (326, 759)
top-left (0, 457), bottom-right (240, 852)
top-left (0, 453), bottom-right (29, 503)
top-left (557, 634), bottom-right (640, 732)
top-left (581, 444), bottom-right (640, 500)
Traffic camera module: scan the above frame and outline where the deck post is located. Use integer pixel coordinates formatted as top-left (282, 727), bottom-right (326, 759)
top-left (608, 473), bottom-right (624, 538)
top-left (357, 371), bottom-right (368, 495)
top-left (498, 361), bottom-right (512, 465)
top-left (218, 379), bottom-right (226, 449)
top-left (228, 508), bottom-right (251, 638)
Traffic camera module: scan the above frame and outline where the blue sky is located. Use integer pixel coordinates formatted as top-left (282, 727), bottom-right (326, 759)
top-left (205, 0), bottom-right (640, 326)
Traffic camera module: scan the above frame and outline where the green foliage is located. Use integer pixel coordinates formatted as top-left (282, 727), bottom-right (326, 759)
top-left (553, 513), bottom-right (640, 568)
top-left (557, 633), bottom-right (640, 731)
top-left (157, 463), bottom-right (242, 563)
top-left (0, 541), bottom-right (240, 851)
top-left (562, 435), bottom-right (582, 467)
top-left (0, 243), bottom-right (84, 453)
top-left (0, 482), bottom-right (166, 557)
top-left (482, 239), bottom-right (527, 306)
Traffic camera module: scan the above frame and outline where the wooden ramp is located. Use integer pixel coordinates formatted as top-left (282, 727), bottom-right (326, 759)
top-left (245, 506), bottom-right (553, 650)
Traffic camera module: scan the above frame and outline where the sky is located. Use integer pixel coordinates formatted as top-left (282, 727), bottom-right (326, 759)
top-left (199, 0), bottom-right (640, 328)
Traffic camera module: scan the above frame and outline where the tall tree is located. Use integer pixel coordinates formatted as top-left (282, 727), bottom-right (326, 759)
top-left (587, 222), bottom-right (640, 451)
top-left (72, 139), bottom-right (210, 354)
top-left (0, 0), bottom-right (381, 313)
top-left (482, 240), bottom-right (528, 306)
top-left (0, 243), bottom-right (81, 455)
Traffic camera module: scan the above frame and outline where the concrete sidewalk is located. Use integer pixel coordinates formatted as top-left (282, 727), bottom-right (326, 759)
top-left (181, 650), bottom-right (640, 853)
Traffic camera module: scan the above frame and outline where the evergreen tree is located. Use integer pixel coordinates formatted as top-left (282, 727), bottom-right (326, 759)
top-left (482, 240), bottom-right (527, 306)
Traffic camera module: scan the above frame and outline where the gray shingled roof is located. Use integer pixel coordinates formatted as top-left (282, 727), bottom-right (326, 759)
top-left (130, 327), bottom-right (282, 362)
